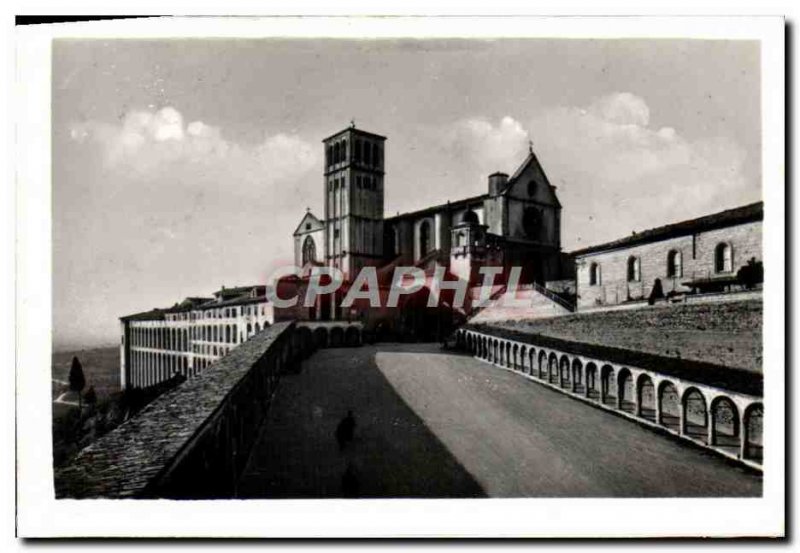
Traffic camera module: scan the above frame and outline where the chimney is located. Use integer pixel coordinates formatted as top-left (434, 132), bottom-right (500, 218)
top-left (488, 172), bottom-right (508, 196)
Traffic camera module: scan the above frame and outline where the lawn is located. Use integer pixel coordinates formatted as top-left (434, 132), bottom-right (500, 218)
top-left (492, 299), bottom-right (763, 373)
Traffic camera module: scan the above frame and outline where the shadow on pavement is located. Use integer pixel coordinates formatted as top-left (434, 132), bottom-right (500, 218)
top-left (237, 345), bottom-right (486, 499)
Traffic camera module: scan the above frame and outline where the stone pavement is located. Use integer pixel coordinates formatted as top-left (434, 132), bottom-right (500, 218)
top-left (238, 343), bottom-right (761, 498)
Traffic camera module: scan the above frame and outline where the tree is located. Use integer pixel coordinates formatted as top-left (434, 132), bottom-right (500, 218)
top-left (648, 278), bottom-right (665, 305)
top-left (84, 385), bottom-right (97, 408)
top-left (737, 257), bottom-right (764, 290)
top-left (69, 356), bottom-right (86, 411)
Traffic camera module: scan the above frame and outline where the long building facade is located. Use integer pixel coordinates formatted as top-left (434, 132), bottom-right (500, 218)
top-left (572, 202), bottom-right (763, 310)
top-left (119, 286), bottom-right (274, 390)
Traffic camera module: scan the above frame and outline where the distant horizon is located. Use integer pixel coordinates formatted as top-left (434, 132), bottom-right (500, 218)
top-left (53, 38), bottom-right (761, 348)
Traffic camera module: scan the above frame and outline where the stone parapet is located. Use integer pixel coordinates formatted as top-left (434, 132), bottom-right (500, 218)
top-left (55, 321), bottom-right (297, 499)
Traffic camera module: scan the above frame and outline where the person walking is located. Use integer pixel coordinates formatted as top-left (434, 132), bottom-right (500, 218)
top-left (335, 410), bottom-right (356, 450)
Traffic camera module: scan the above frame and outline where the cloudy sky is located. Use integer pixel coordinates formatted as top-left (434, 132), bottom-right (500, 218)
top-left (53, 38), bottom-right (761, 348)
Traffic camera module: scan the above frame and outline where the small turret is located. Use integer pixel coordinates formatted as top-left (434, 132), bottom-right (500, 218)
top-left (488, 172), bottom-right (508, 196)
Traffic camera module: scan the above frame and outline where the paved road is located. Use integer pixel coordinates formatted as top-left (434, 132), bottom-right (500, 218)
top-left (238, 343), bottom-right (761, 498)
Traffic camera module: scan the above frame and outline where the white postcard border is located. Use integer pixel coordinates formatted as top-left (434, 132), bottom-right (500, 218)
top-left (15, 15), bottom-right (785, 538)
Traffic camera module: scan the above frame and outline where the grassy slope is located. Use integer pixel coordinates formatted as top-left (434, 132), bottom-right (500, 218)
top-left (493, 300), bottom-right (763, 373)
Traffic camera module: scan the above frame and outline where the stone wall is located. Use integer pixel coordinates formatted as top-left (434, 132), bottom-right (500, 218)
top-left (577, 221), bottom-right (762, 309)
top-left (55, 321), bottom-right (302, 499)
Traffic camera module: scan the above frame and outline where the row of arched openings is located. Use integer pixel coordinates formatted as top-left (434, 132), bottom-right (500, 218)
top-left (457, 331), bottom-right (763, 463)
top-left (302, 325), bottom-right (362, 349)
top-left (130, 326), bottom-right (190, 352)
top-left (130, 350), bottom-right (190, 388)
top-left (326, 139), bottom-right (381, 167)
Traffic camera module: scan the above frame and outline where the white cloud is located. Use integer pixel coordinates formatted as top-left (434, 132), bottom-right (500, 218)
top-left (442, 93), bottom-right (757, 249)
top-left (69, 106), bottom-right (318, 180)
top-left (446, 115), bottom-right (530, 176)
top-left (587, 92), bottom-right (650, 127)
top-left (58, 106), bottom-right (324, 348)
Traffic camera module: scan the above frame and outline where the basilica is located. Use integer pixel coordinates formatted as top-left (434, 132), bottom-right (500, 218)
top-left (116, 124), bottom-right (762, 391)
top-left (292, 124), bottom-right (571, 305)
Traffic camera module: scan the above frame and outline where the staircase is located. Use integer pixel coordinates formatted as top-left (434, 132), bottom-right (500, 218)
top-left (415, 248), bottom-right (446, 272)
top-left (530, 282), bottom-right (576, 313)
top-left (465, 284), bottom-right (508, 320)
top-left (467, 282), bottom-right (575, 324)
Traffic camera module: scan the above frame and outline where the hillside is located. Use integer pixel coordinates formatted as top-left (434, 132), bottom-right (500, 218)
top-left (52, 346), bottom-right (120, 397)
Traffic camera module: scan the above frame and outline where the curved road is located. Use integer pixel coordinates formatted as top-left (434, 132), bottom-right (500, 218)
top-left (239, 343), bottom-right (761, 498)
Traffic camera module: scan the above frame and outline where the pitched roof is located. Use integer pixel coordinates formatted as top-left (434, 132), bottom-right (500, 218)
top-left (502, 149), bottom-right (562, 208)
top-left (120, 309), bottom-right (168, 322)
top-left (197, 293), bottom-right (270, 310)
top-left (322, 126), bottom-right (387, 143)
top-left (120, 299), bottom-right (201, 321)
top-left (571, 202), bottom-right (764, 257)
top-left (213, 285), bottom-right (264, 298)
top-left (384, 194), bottom-right (488, 223)
top-left (120, 286), bottom-right (268, 321)
top-left (292, 211), bottom-right (324, 236)
top-left (180, 297), bottom-right (213, 307)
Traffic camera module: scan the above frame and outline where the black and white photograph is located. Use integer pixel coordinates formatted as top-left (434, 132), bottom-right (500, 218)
top-left (13, 14), bottom-right (786, 538)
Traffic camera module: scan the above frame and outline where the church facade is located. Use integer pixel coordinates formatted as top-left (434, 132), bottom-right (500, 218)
top-left (292, 124), bottom-right (569, 311)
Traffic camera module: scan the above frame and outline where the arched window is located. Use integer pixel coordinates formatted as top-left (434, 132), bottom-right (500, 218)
top-left (667, 250), bottom-right (682, 278)
top-left (341, 139), bottom-right (348, 161)
top-left (326, 145), bottom-right (332, 167)
top-left (715, 242), bottom-right (732, 273)
top-left (419, 220), bottom-right (432, 258)
top-left (302, 236), bottom-right (317, 264)
top-left (627, 256), bottom-right (641, 282)
top-left (355, 139), bottom-right (362, 162)
top-left (522, 207), bottom-right (542, 237)
top-left (589, 262), bottom-right (601, 286)
top-left (456, 231), bottom-right (467, 247)
top-left (364, 141), bottom-right (372, 165)
top-left (373, 143), bottom-right (380, 166)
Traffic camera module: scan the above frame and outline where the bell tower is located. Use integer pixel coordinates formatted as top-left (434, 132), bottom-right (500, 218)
top-left (323, 124), bottom-right (386, 280)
